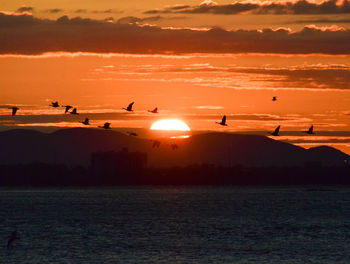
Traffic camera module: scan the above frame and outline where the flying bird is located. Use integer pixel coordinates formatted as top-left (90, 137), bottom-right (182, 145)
top-left (272, 96), bottom-right (277, 101)
top-left (151, 140), bottom-right (161, 148)
top-left (127, 131), bottom-right (138, 137)
top-left (148, 107), bottom-right (158, 114)
top-left (170, 143), bottom-right (179, 150)
top-left (70, 108), bottom-right (79, 115)
top-left (123, 102), bottom-right (134, 112)
top-left (64, 105), bottom-right (73, 113)
top-left (305, 125), bottom-right (314, 135)
top-left (216, 115), bottom-right (227, 126)
top-left (7, 231), bottom-right (19, 249)
top-left (81, 118), bottom-right (90, 125)
top-left (50, 101), bottom-right (59, 107)
top-left (99, 122), bottom-right (111, 129)
top-left (271, 125), bottom-right (280, 136)
top-left (9, 107), bottom-right (19, 116)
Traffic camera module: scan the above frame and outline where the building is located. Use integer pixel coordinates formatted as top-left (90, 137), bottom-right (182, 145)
top-left (90, 148), bottom-right (147, 184)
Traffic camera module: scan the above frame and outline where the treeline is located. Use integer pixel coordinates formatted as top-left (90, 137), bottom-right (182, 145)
top-left (0, 163), bottom-right (350, 186)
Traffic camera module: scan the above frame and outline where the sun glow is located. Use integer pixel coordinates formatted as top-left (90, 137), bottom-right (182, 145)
top-left (150, 119), bottom-right (191, 131)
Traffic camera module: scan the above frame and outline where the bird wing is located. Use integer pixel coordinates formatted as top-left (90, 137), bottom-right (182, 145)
top-left (275, 125), bottom-right (280, 134)
top-left (12, 108), bottom-right (17, 115)
top-left (128, 102), bottom-right (134, 109)
top-left (222, 115), bottom-right (226, 124)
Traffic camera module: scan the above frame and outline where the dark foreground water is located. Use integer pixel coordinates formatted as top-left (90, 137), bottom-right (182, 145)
top-left (1, 187), bottom-right (350, 263)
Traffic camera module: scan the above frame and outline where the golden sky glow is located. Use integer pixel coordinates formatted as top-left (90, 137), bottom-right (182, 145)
top-left (1, 0), bottom-right (350, 153)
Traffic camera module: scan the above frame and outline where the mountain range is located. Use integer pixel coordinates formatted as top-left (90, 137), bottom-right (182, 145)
top-left (0, 128), bottom-right (348, 167)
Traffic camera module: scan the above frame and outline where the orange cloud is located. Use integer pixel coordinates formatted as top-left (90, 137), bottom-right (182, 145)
top-left (0, 12), bottom-right (350, 55)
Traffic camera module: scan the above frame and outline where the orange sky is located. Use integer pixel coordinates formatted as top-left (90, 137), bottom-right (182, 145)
top-left (1, 0), bottom-right (350, 153)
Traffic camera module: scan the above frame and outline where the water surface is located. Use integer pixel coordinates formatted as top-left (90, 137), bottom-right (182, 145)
top-left (1, 187), bottom-right (350, 263)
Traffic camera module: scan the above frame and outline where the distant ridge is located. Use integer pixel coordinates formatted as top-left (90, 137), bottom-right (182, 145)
top-left (0, 128), bottom-right (348, 167)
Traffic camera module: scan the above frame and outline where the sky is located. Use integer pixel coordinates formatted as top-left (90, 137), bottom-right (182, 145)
top-left (1, 0), bottom-right (350, 153)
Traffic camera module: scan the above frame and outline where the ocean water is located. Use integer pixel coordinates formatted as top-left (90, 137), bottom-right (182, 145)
top-left (1, 187), bottom-right (350, 263)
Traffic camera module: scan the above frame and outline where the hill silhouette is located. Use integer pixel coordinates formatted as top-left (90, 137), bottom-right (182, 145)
top-left (0, 128), bottom-right (348, 167)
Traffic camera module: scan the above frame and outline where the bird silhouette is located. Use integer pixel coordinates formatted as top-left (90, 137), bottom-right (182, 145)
top-left (305, 125), bottom-right (314, 135)
top-left (123, 102), bottom-right (134, 112)
top-left (148, 107), bottom-right (158, 114)
top-left (216, 115), bottom-right (227, 126)
top-left (170, 143), bottom-right (179, 150)
top-left (151, 140), bottom-right (161, 148)
top-left (99, 122), bottom-right (111, 129)
top-left (81, 118), bottom-right (90, 125)
top-left (50, 101), bottom-right (59, 107)
top-left (70, 108), bottom-right (79, 115)
top-left (271, 125), bottom-right (280, 136)
top-left (64, 105), bottom-right (73, 113)
top-left (9, 107), bottom-right (19, 116)
top-left (127, 131), bottom-right (138, 137)
top-left (272, 96), bottom-right (277, 101)
top-left (7, 231), bottom-right (19, 249)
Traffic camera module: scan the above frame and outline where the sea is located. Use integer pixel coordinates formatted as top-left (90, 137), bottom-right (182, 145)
top-left (1, 187), bottom-right (350, 264)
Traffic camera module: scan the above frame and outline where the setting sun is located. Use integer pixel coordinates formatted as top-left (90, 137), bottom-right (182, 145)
top-left (150, 119), bottom-right (191, 131)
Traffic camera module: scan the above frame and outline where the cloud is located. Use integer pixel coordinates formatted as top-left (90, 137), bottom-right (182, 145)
top-left (92, 9), bottom-right (114, 14)
top-left (0, 13), bottom-right (350, 55)
top-left (92, 62), bottom-right (350, 90)
top-left (144, 0), bottom-right (350, 15)
top-left (16, 6), bottom-right (34, 13)
top-left (74, 9), bottom-right (87, 14)
top-left (116, 16), bottom-right (163, 24)
top-left (194, 105), bottom-right (224, 110)
top-left (292, 17), bottom-right (350, 24)
top-left (47, 8), bottom-right (64, 14)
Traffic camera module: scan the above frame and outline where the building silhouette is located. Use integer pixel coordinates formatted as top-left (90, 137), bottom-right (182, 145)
top-left (90, 148), bottom-right (147, 184)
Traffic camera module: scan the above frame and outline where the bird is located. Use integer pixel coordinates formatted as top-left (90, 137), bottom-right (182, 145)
top-left (272, 96), bottom-right (277, 101)
top-left (127, 131), bottom-right (138, 137)
top-left (151, 140), bottom-right (161, 148)
top-left (63, 105), bottom-right (73, 114)
top-left (9, 107), bottom-right (19, 116)
top-left (81, 118), bottom-right (90, 125)
top-left (123, 102), bottom-right (134, 112)
top-left (216, 115), bottom-right (227, 126)
top-left (170, 143), bottom-right (179, 150)
top-left (99, 122), bottom-right (111, 129)
top-left (148, 107), bottom-right (158, 114)
top-left (7, 231), bottom-right (19, 249)
top-left (70, 108), bottom-right (79, 115)
top-left (271, 125), bottom-right (280, 136)
top-left (305, 125), bottom-right (314, 135)
top-left (50, 101), bottom-right (59, 107)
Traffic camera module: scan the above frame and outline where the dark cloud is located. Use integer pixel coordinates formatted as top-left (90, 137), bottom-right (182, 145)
top-left (16, 6), bottom-right (34, 13)
top-left (47, 8), bottom-right (64, 14)
top-left (116, 16), bottom-right (163, 24)
top-left (92, 9), bottom-right (114, 14)
top-left (292, 18), bottom-right (350, 23)
top-left (144, 0), bottom-right (350, 15)
top-left (74, 9), bottom-right (87, 14)
top-left (0, 13), bottom-right (350, 55)
top-left (231, 66), bottom-right (350, 90)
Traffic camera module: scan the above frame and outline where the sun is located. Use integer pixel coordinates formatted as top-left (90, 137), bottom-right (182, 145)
top-left (150, 119), bottom-right (191, 131)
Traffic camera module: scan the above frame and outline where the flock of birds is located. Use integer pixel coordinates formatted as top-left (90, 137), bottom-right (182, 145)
top-left (215, 96), bottom-right (315, 136)
top-left (7, 101), bottom-right (179, 150)
top-left (6, 96), bottom-right (315, 153)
